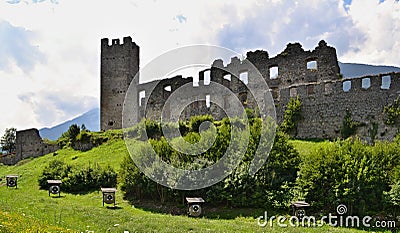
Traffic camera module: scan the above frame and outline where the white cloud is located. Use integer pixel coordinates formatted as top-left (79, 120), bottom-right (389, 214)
top-left (341, 0), bottom-right (400, 66)
top-left (18, 90), bottom-right (97, 126)
top-left (214, 0), bottom-right (365, 58)
top-left (0, 0), bottom-right (398, 134)
top-left (0, 20), bottom-right (45, 73)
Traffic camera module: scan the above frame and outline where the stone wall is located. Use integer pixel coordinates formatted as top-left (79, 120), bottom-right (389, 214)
top-left (278, 72), bottom-right (400, 141)
top-left (100, 37), bottom-right (400, 141)
top-left (100, 36), bottom-right (139, 131)
top-left (0, 128), bottom-right (59, 165)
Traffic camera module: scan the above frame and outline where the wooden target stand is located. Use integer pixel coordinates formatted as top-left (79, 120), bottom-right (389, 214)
top-left (186, 197), bottom-right (205, 217)
top-left (6, 175), bottom-right (18, 189)
top-left (47, 180), bottom-right (62, 197)
top-left (101, 188), bottom-right (117, 207)
top-left (291, 201), bottom-right (310, 220)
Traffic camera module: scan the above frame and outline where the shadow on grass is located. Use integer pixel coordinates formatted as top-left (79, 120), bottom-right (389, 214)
top-left (105, 206), bottom-right (123, 210)
top-left (50, 195), bottom-right (65, 199)
top-left (131, 200), bottom-right (283, 220)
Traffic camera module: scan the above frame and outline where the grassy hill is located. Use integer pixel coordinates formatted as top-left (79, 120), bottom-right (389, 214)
top-left (0, 138), bottom-right (388, 232)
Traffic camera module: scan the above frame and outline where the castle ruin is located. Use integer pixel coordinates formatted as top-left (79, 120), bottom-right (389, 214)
top-left (101, 36), bottom-right (400, 141)
top-left (0, 128), bottom-right (58, 165)
top-left (100, 37), bottom-right (139, 131)
top-left (2, 37), bottom-right (398, 166)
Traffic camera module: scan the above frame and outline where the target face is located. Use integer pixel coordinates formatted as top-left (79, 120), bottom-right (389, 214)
top-left (50, 185), bottom-right (60, 194)
top-left (295, 209), bottom-right (305, 219)
top-left (7, 179), bottom-right (16, 187)
top-left (188, 204), bottom-right (202, 217)
top-left (104, 194), bottom-right (115, 204)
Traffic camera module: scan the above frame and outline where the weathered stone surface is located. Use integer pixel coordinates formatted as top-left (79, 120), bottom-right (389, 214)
top-left (100, 37), bottom-right (400, 141)
top-left (0, 128), bottom-right (59, 165)
top-left (100, 36), bottom-right (139, 131)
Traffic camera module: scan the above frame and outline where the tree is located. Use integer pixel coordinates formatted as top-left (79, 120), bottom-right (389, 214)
top-left (280, 96), bottom-right (302, 135)
top-left (1, 128), bottom-right (17, 153)
top-left (81, 124), bottom-right (88, 132)
top-left (61, 124), bottom-right (81, 142)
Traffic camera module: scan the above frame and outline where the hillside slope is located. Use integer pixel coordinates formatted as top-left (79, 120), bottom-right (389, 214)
top-left (0, 138), bottom-right (373, 233)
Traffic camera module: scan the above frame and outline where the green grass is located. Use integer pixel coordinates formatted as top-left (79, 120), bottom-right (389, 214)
top-left (0, 138), bottom-right (390, 232)
top-left (289, 139), bottom-right (331, 157)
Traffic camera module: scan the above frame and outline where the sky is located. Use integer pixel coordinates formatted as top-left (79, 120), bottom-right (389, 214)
top-left (0, 0), bottom-right (399, 134)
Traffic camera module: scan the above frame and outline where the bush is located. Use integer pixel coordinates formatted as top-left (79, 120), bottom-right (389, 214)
top-left (297, 138), bottom-right (400, 215)
top-left (384, 96), bottom-right (400, 125)
top-left (340, 109), bottom-right (362, 139)
top-left (38, 160), bottom-right (72, 189)
top-left (280, 96), bottom-right (302, 135)
top-left (58, 127), bottom-right (122, 150)
top-left (189, 115), bottom-right (214, 132)
top-left (120, 116), bottom-right (300, 208)
top-left (38, 160), bottom-right (117, 193)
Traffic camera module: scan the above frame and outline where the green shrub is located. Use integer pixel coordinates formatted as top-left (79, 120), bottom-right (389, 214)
top-left (280, 96), bottom-right (302, 135)
top-left (38, 160), bottom-right (117, 193)
top-left (189, 115), bottom-right (214, 132)
top-left (297, 138), bottom-right (400, 215)
top-left (38, 160), bottom-right (72, 189)
top-left (120, 117), bottom-right (299, 208)
top-left (384, 96), bottom-right (400, 125)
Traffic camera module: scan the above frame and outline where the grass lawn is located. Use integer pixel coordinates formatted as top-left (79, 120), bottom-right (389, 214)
top-left (0, 139), bottom-right (390, 232)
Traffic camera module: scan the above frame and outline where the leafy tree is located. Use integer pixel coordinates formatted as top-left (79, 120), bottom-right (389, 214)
top-left (280, 96), bottom-right (302, 135)
top-left (59, 124), bottom-right (81, 141)
top-left (120, 116), bottom-right (300, 208)
top-left (81, 124), bottom-right (89, 132)
top-left (0, 127), bottom-right (16, 153)
top-left (58, 124), bottom-right (81, 147)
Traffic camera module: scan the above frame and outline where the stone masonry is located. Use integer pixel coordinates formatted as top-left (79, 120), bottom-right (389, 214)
top-left (0, 128), bottom-right (59, 165)
top-left (101, 37), bottom-right (400, 141)
top-left (100, 37), bottom-right (139, 131)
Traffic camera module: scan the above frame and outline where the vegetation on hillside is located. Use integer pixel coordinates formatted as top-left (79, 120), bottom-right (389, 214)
top-left (120, 116), bottom-right (300, 208)
top-left (38, 160), bottom-right (117, 193)
top-left (1, 104), bottom-right (400, 231)
top-left (0, 122), bottom-right (398, 232)
top-left (280, 96), bottom-right (302, 135)
top-left (57, 124), bottom-right (122, 150)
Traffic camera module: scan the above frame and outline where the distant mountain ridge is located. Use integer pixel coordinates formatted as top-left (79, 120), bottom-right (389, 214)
top-left (338, 62), bottom-right (400, 78)
top-left (39, 62), bottom-right (400, 140)
top-left (39, 108), bottom-right (100, 140)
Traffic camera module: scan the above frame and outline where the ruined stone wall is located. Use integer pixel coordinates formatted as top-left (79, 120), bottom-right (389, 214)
top-left (100, 37), bottom-right (400, 141)
top-left (134, 40), bottom-right (340, 123)
top-left (100, 36), bottom-right (139, 131)
top-left (277, 72), bottom-right (400, 141)
top-left (0, 128), bottom-right (59, 165)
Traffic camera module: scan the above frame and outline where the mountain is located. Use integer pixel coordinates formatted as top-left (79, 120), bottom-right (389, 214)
top-left (339, 62), bottom-right (400, 78)
top-left (39, 108), bottom-right (100, 140)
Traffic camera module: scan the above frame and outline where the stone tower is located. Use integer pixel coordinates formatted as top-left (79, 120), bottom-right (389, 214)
top-left (100, 36), bottom-right (139, 131)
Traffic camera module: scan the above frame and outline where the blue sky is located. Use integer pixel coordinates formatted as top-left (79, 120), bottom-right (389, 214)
top-left (0, 0), bottom-right (399, 134)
